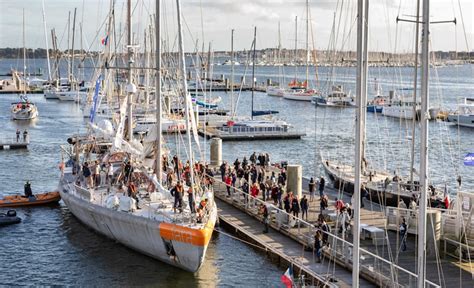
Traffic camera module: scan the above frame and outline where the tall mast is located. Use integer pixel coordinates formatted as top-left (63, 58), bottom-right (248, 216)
top-left (42, 0), bottom-right (52, 81)
top-left (409, 0), bottom-right (421, 188)
top-left (251, 27), bottom-right (257, 120)
top-left (71, 8), bottom-right (77, 86)
top-left (155, 0), bottom-right (162, 183)
top-left (126, 0), bottom-right (134, 141)
top-left (230, 29), bottom-right (234, 119)
top-left (144, 29), bottom-right (149, 106)
top-left (176, 0), bottom-right (195, 195)
top-left (67, 11), bottom-right (71, 82)
top-left (22, 9), bottom-right (26, 93)
top-left (417, 0), bottom-right (430, 286)
top-left (278, 22), bottom-right (282, 86)
top-left (305, 0), bottom-right (310, 85)
top-left (294, 16), bottom-right (298, 80)
top-left (353, 0), bottom-right (368, 286)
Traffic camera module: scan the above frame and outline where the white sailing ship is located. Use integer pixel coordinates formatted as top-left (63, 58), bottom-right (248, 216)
top-left (58, 0), bottom-right (217, 272)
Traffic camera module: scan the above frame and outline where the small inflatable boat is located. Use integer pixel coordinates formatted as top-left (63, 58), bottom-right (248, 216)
top-left (0, 191), bottom-right (61, 208)
top-left (0, 210), bottom-right (21, 226)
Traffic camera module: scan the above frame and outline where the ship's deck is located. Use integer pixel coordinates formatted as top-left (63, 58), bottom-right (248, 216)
top-left (62, 169), bottom-right (210, 230)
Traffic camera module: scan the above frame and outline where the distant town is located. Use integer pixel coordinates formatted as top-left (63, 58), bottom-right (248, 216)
top-left (0, 47), bottom-right (472, 66)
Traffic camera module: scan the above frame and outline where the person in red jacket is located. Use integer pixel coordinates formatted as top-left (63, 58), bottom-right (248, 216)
top-left (335, 197), bottom-right (345, 213)
top-left (250, 182), bottom-right (260, 198)
top-left (225, 174), bottom-right (232, 197)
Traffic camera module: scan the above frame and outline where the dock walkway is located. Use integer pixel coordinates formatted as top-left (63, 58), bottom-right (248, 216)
top-left (0, 137), bottom-right (29, 150)
top-left (211, 169), bottom-right (472, 287)
top-left (216, 197), bottom-right (370, 287)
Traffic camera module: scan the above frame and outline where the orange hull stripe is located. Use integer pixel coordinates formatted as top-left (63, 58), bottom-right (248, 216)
top-left (159, 222), bottom-right (213, 246)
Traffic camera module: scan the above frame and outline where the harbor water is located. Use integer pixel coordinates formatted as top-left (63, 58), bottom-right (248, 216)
top-left (0, 59), bottom-right (472, 286)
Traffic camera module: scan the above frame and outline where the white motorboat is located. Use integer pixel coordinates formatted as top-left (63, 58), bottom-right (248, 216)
top-left (266, 86), bottom-right (285, 97)
top-left (382, 99), bottom-right (420, 120)
top-left (312, 85), bottom-right (356, 107)
top-left (446, 98), bottom-right (474, 128)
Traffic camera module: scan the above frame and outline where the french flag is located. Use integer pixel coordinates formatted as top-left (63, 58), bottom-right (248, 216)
top-left (101, 35), bottom-right (109, 46)
top-left (280, 266), bottom-right (293, 288)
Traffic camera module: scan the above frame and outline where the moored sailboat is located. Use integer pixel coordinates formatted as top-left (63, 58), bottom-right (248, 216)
top-left (58, 0), bottom-right (217, 272)
top-left (11, 9), bottom-right (39, 121)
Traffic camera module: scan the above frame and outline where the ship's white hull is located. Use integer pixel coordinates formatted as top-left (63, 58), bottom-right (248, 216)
top-left (282, 92), bottom-right (314, 101)
top-left (266, 87), bottom-right (285, 97)
top-left (135, 118), bottom-right (187, 134)
top-left (59, 183), bottom-right (217, 272)
top-left (382, 106), bottom-right (419, 120)
top-left (447, 114), bottom-right (474, 128)
top-left (57, 91), bottom-right (87, 102)
top-left (44, 90), bottom-right (60, 99)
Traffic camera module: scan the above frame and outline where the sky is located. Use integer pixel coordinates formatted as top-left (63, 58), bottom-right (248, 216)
top-left (0, 0), bottom-right (472, 53)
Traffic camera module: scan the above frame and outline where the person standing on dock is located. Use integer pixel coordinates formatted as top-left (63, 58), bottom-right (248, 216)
top-left (250, 152), bottom-right (257, 164)
top-left (259, 181), bottom-right (266, 201)
top-left (308, 177), bottom-right (316, 202)
top-left (277, 185), bottom-right (284, 209)
top-left (291, 195), bottom-right (300, 219)
top-left (16, 129), bottom-right (20, 142)
top-left (318, 216), bottom-right (331, 246)
top-left (225, 174), bottom-right (232, 197)
top-left (23, 129), bottom-right (28, 142)
top-left (318, 177), bottom-right (325, 198)
top-left (264, 153), bottom-right (270, 169)
top-left (320, 194), bottom-right (329, 211)
top-left (314, 230), bottom-right (323, 263)
top-left (300, 195), bottom-right (309, 220)
top-left (283, 193), bottom-right (291, 213)
top-left (399, 217), bottom-right (407, 251)
top-left (219, 161), bottom-right (227, 181)
top-left (242, 181), bottom-right (249, 204)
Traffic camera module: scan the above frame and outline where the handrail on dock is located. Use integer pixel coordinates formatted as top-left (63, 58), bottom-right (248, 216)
top-left (211, 176), bottom-right (440, 288)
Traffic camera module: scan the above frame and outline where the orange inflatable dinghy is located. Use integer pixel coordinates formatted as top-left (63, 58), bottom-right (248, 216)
top-left (0, 191), bottom-right (61, 208)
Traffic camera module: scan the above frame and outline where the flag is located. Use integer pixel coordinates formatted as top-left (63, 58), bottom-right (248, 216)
top-left (101, 35), bottom-right (109, 46)
top-left (280, 267), bottom-right (293, 288)
top-left (463, 153), bottom-right (474, 166)
top-left (89, 75), bottom-right (102, 123)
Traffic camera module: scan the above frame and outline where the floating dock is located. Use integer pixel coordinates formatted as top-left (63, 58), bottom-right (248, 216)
top-left (210, 166), bottom-right (473, 287)
top-left (198, 127), bottom-right (305, 141)
top-left (0, 138), bottom-right (29, 150)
